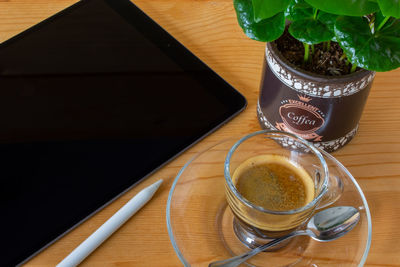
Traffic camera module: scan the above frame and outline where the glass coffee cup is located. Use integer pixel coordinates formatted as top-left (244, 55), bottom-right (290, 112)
top-left (224, 130), bottom-right (329, 249)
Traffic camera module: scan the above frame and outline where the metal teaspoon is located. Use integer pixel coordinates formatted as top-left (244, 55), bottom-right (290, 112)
top-left (209, 206), bottom-right (360, 267)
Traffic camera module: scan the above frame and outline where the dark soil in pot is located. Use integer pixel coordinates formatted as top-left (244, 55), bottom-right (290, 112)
top-left (275, 29), bottom-right (359, 76)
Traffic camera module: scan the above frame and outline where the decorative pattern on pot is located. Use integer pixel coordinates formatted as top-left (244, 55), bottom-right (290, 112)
top-left (257, 43), bottom-right (375, 152)
top-left (265, 47), bottom-right (376, 98)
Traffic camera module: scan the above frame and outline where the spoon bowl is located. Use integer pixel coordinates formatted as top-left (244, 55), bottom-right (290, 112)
top-left (209, 206), bottom-right (360, 267)
top-left (308, 206), bottom-right (360, 242)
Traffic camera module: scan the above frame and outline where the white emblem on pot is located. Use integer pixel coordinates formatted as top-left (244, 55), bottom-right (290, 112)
top-left (276, 95), bottom-right (325, 141)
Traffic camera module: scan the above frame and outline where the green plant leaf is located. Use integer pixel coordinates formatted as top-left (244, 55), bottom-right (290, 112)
top-left (374, 10), bottom-right (398, 30)
top-left (252, 0), bottom-right (291, 22)
top-left (317, 11), bottom-right (338, 41)
top-left (285, 0), bottom-right (314, 21)
top-left (377, 0), bottom-right (400, 18)
top-left (289, 19), bottom-right (334, 44)
top-left (335, 16), bottom-right (400, 71)
top-left (304, 0), bottom-right (380, 16)
top-left (318, 11), bottom-right (338, 32)
top-left (375, 10), bottom-right (386, 28)
top-left (285, 1), bottom-right (338, 42)
top-left (234, 0), bottom-right (285, 42)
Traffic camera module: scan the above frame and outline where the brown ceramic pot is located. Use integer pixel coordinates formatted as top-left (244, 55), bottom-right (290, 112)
top-left (257, 42), bottom-right (375, 152)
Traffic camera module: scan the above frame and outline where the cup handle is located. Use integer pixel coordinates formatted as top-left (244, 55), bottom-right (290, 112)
top-left (317, 172), bottom-right (344, 209)
top-left (316, 149), bottom-right (345, 209)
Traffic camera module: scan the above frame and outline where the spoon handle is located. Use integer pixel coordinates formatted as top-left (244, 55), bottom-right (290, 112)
top-left (208, 230), bottom-right (310, 267)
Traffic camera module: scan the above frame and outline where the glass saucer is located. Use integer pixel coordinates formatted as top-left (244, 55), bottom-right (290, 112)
top-left (166, 138), bottom-right (371, 267)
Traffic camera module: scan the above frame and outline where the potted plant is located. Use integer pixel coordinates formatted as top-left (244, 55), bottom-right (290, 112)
top-left (234, 0), bottom-right (400, 152)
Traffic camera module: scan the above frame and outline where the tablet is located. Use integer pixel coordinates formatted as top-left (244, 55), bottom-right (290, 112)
top-left (0, 0), bottom-right (246, 265)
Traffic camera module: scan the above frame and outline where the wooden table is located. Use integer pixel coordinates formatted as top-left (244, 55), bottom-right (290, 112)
top-left (1, 0), bottom-right (399, 266)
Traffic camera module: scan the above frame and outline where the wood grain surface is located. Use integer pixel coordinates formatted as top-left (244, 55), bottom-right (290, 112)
top-left (0, 0), bottom-right (399, 266)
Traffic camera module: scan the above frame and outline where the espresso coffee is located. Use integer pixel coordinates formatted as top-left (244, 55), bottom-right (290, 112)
top-left (233, 155), bottom-right (314, 211)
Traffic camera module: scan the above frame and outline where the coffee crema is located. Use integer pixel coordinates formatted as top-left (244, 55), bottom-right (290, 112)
top-left (233, 154), bottom-right (314, 211)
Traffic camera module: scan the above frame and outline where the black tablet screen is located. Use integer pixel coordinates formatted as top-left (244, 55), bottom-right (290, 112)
top-left (0, 0), bottom-right (246, 265)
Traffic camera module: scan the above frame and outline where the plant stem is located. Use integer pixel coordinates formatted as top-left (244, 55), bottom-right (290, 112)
top-left (303, 43), bottom-right (310, 63)
top-left (313, 8), bottom-right (319, 20)
top-left (369, 15), bottom-right (375, 32)
top-left (377, 16), bottom-right (390, 31)
top-left (351, 63), bottom-right (357, 73)
top-left (327, 40), bottom-right (331, 51)
top-left (311, 44), bottom-right (315, 54)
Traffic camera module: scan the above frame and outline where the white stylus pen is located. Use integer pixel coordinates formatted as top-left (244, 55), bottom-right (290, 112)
top-left (57, 179), bottom-right (163, 267)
